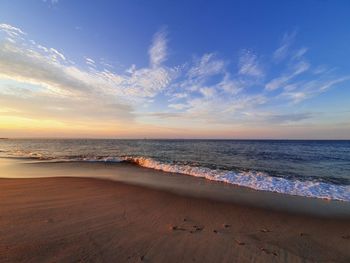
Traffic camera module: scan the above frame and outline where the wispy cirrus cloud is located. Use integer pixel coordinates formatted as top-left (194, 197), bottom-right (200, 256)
top-left (0, 24), bottom-right (175, 101)
top-left (0, 24), bottom-right (176, 125)
top-left (187, 53), bottom-right (226, 79)
top-left (265, 60), bottom-right (310, 91)
top-left (0, 23), bottom-right (349, 134)
top-left (273, 30), bottom-right (297, 62)
top-left (238, 50), bottom-right (264, 77)
top-left (280, 76), bottom-right (350, 103)
top-left (149, 28), bottom-right (168, 68)
top-left (42, 0), bottom-right (59, 5)
top-left (168, 103), bottom-right (189, 110)
top-left (0, 24), bottom-right (25, 37)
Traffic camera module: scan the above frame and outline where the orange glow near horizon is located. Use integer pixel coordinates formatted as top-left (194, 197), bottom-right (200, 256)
top-left (1, 115), bottom-right (350, 139)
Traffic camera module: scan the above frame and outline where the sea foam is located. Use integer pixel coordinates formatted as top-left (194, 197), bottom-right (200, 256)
top-left (124, 156), bottom-right (350, 202)
top-left (3, 152), bottom-right (350, 202)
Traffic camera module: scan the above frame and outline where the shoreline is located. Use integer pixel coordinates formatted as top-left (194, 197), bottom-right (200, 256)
top-left (1, 158), bottom-right (350, 218)
top-left (1, 151), bottom-right (349, 203)
top-left (1, 177), bottom-right (350, 262)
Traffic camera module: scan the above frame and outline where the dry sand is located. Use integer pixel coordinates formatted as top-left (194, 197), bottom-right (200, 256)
top-left (0, 177), bottom-right (349, 263)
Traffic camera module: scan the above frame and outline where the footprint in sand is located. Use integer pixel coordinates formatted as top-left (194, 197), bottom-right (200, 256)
top-left (260, 247), bottom-right (278, 256)
top-left (170, 224), bottom-right (204, 234)
top-left (235, 239), bottom-right (245, 246)
top-left (190, 225), bottom-right (204, 233)
top-left (171, 225), bottom-right (186, 231)
top-left (213, 224), bottom-right (232, 234)
top-left (260, 228), bottom-right (271, 233)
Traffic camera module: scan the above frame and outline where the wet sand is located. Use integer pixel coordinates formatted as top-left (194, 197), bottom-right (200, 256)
top-left (0, 177), bottom-right (349, 263)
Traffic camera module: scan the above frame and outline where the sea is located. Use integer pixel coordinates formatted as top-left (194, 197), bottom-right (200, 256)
top-left (0, 139), bottom-right (350, 202)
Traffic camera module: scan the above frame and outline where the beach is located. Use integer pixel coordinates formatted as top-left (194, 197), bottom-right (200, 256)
top-left (1, 0), bottom-right (350, 261)
top-left (1, 177), bottom-right (349, 263)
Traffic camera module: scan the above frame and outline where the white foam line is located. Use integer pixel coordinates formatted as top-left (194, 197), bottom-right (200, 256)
top-left (3, 153), bottom-right (350, 202)
top-left (125, 157), bottom-right (350, 202)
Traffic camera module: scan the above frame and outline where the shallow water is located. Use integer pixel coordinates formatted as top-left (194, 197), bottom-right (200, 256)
top-left (0, 139), bottom-right (350, 201)
top-left (1, 158), bottom-right (350, 218)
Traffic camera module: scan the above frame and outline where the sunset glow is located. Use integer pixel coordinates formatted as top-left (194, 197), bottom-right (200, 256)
top-left (1, 1), bottom-right (350, 139)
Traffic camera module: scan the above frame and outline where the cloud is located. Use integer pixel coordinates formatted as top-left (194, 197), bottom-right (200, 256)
top-left (265, 112), bottom-right (313, 123)
top-left (0, 25), bottom-right (177, 127)
top-left (163, 35), bottom-right (348, 126)
top-left (168, 103), bottom-right (188, 110)
top-left (199, 87), bottom-right (216, 97)
top-left (265, 60), bottom-right (310, 91)
top-left (162, 52), bottom-right (260, 124)
top-left (0, 87), bottom-right (134, 123)
top-left (0, 24), bottom-right (349, 133)
top-left (273, 30), bottom-right (297, 62)
top-left (0, 24), bottom-right (25, 37)
top-left (238, 50), bottom-right (264, 77)
top-left (217, 73), bottom-right (243, 95)
top-left (293, 47), bottom-right (308, 60)
top-left (0, 42), bottom-right (91, 96)
top-left (43, 0), bottom-right (59, 5)
top-left (167, 53), bottom-right (228, 99)
top-left (148, 112), bottom-right (183, 119)
top-left (0, 27), bottom-right (176, 99)
top-left (280, 76), bottom-right (350, 103)
top-left (188, 53), bottom-right (226, 79)
top-left (85, 57), bottom-right (95, 66)
top-left (149, 28), bottom-right (168, 68)
top-left (126, 64), bottom-right (136, 74)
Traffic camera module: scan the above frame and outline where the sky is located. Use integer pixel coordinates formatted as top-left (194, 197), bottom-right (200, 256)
top-left (0, 0), bottom-right (350, 139)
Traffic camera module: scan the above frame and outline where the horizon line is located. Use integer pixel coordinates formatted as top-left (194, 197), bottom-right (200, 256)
top-left (1, 137), bottom-right (350, 141)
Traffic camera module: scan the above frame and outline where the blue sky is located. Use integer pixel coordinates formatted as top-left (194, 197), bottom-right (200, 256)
top-left (0, 0), bottom-right (350, 138)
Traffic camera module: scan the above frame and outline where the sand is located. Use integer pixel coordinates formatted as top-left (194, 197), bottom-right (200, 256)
top-left (0, 177), bottom-right (349, 263)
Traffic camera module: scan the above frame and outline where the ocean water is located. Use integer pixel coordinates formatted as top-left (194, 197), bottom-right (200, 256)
top-left (1, 139), bottom-right (350, 202)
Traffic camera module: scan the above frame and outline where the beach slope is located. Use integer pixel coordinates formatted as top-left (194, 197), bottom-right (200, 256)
top-left (0, 177), bottom-right (349, 263)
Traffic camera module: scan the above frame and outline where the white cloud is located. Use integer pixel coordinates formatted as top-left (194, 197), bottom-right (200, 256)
top-left (168, 103), bottom-right (188, 110)
top-left (0, 24), bottom-right (178, 125)
top-left (293, 47), bottom-right (308, 60)
top-left (188, 53), bottom-right (225, 79)
top-left (265, 61), bottom-right (310, 91)
top-left (0, 24), bottom-right (25, 37)
top-left (85, 57), bottom-right (95, 66)
top-left (280, 76), bottom-right (350, 103)
top-left (0, 24), bottom-right (349, 130)
top-left (199, 87), bottom-right (216, 97)
top-left (126, 64), bottom-right (136, 74)
top-left (50, 48), bottom-right (66, 61)
top-left (238, 50), bottom-right (264, 77)
top-left (149, 28), bottom-right (167, 68)
top-left (273, 31), bottom-right (297, 62)
top-left (313, 65), bottom-right (328, 75)
top-left (42, 0), bottom-right (59, 5)
top-left (281, 91), bottom-right (307, 103)
top-left (217, 74), bottom-right (243, 95)
top-left (293, 61), bottom-right (310, 75)
top-left (0, 25), bottom-right (177, 100)
top-left (169, 53), bottom-right (229, 96)
top-left (172, 92), bottom-right (187, 99)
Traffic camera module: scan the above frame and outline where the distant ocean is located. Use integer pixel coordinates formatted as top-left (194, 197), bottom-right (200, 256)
top-left (1, 139), bottom-right (350, 201)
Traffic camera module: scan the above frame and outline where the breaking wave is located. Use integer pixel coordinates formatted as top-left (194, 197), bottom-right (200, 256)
top-left (124, 156), bottom-right (350, 202)
top-left (2, 152), bottom-right (350, 201)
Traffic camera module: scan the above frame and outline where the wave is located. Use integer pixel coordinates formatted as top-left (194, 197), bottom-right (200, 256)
top-left (124, 157), bottom-right (350, 202)
top-left (2, 153), bottom-right (350, 202)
